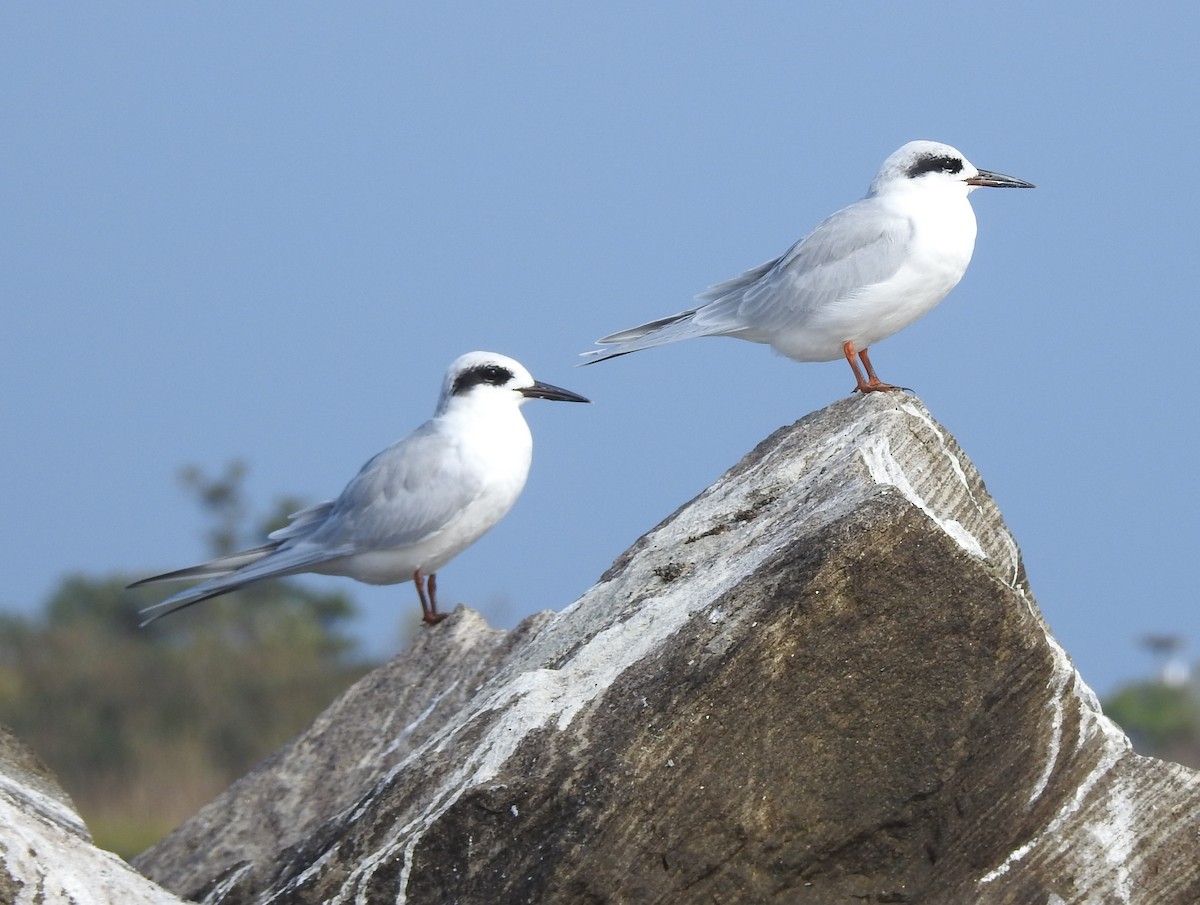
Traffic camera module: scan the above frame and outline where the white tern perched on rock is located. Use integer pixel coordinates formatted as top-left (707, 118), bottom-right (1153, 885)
top-left (132, 352), bottom-right (589, 626)
top-left (584, 140), bottom-right (1034, 392)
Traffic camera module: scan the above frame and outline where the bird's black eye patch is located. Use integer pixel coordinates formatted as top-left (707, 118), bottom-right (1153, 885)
top-left (906, 154), bottom-right (964, 178)
top-left (452, 364), bottom-right (515, 395)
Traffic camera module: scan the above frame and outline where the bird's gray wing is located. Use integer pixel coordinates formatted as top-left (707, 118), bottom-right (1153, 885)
top-left (691, 199), bottom-right (916, 337)
top-left (302, 423), bottom-right (487, 554)
top-left (138, 424), bottom-right (485, 624)
top-left (691, 257), bottom-right (780, 306)
top-left (583, 199), bottom-right (915, 362)
top-left (267, 500), bottom-right (336, 541)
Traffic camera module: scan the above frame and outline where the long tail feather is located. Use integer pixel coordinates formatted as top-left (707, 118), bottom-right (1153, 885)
top-left (136, 543), bottom-right (352, 626)
top-left (127, 543), bottom-right (281, 588)
top-left (582, 309), bottom-right (718, 364)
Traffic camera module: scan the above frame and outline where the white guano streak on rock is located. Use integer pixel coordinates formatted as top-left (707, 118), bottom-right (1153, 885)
top-left (0, 792), bottom-right (181, 905)
top-left (898, 402), bottom-right (980, 508)
top-left (204, 863), bottom-right (254, 904)
top-left (976, 717), bottom-right (1131, 902)
top-left (332, 518), bottom-right (800, 905)
top-left (898, 402), bottom-right (1024, 587)
top-left (382, 680), bottom-right (461, 757)
top-left (860, 435), bottom-right (987, 559)
top-left (1028, 657), bottom-right (1072, 806)
top-left (977, 633), bottom-right (1136, 903)
top-left (0, 770), bottom-right (88, 839)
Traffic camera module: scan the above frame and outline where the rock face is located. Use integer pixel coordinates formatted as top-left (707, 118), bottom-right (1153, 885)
top-left (0, 724), bottom-right (187, 905)
top-left (129, 393), bottom-right (1200, 905)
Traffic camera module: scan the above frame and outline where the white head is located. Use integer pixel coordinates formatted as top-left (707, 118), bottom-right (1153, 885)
top-left (437, 351), bottom-right (590, 415)
top-left (868, 140), bottom-right (1035, 198)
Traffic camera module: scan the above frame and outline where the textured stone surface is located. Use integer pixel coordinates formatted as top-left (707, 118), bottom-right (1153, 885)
top-left (133, 609), bottom-right (551, 901)
top-left (133, 393), bottom-right (1200, 905)
top-left (0, 725), bottom-right (186, 905)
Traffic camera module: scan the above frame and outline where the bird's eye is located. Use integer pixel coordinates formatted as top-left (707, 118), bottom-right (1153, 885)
top-left (452, 364), bottom-right (515, 395)
top-left (906, 155), bottom-right (964, 178)
top-left (479, 365), bottom-right (512, 385)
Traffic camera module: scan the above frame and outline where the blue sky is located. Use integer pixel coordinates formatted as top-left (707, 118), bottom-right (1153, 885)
top-left (2, 3), bottom-right (1197, 697)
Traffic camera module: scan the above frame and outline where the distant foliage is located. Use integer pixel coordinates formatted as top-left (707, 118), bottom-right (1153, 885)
top-left (1104, 680), bottom-right (1200, 769)
top-left (0, 462), bottom-right (379, 858)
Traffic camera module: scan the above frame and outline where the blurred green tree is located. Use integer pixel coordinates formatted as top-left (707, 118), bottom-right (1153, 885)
top-left (1104, 680), bottom-right (1200, 770)
top-left (0, 461), bottom-right (378, 858)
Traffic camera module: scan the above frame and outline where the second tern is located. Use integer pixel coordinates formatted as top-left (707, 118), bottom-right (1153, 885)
top-left (584, 140), bottom-right (1034, 393)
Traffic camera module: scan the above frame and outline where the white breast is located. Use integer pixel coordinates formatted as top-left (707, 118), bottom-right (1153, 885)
top-left (316, 403), bottom-right (534, 584)
top-left (772, 189), bottom-right (979, 361)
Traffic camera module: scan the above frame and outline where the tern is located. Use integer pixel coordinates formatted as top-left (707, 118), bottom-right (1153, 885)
top-left (584, 140), bottom-right (1034, 393)
top-left (132, 352), bottom-right (589, 626)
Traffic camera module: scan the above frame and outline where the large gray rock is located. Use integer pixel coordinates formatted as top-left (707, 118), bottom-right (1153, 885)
top-left (0, 724), bottom-right (187, 905)
top-left (135, 393), bottom-right (1200, 904)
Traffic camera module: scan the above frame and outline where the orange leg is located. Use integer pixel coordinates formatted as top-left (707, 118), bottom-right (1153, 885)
top-left (842, 341), bottom-right (902, 394)
top-left (413, 569), bottom-right (448, 625)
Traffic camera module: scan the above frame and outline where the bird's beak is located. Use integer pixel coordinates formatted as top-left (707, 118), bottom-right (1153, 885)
top-left (519, 381), bottom-right (591, 403)
top-left (965, 169), bottom-right (1036, 189)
